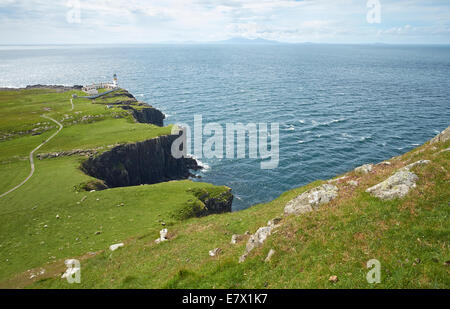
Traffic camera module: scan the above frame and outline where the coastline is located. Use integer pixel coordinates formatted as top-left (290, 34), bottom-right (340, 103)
top-left (0, 85), bottom-right (448, 288)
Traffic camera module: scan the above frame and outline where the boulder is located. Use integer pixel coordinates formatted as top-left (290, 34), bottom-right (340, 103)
top-left (354, 164), bottom-right (373, 174)
top-left (284, 184), bottom-right (339, 215)
top-left (155, 229), bottom-right (168, 244)
top-left (366, 169), bottom-right (418, 200)
top-left (379, 161), bottom-right (391, 166)
top-left (109, 243), bottom-right (124, 251)
top-left (366, 160), bottom-right (431, 200)
top-left (230, 234), bottom-right (243, 244)
top-left (239, 217), bottom-right (282, 263)
top-left (209, 248), bottom-right (222, 257)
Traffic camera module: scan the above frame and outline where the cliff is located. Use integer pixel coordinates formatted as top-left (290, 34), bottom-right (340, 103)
top-left (81, 134), bottom-right (201, 188)
top-left (121, 105), bottom-right (165, 127)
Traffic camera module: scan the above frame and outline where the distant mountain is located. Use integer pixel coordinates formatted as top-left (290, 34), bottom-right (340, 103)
top-left (214, 37), bottom-right (281, 45)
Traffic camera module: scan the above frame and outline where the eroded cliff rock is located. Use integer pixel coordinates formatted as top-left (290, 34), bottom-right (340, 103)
top-left (81, 134), bottom-right (200, 188)
top-left (122, 105), bottom-right (165, 127)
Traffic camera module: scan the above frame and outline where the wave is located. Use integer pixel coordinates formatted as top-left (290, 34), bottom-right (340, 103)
top-left (341, 132), bottom-right (353, 139)
top-left (310, 118), bottom-right (347, 129)
top-left (195, 159), bottom-right (211, 171)
top-left (284, 125), bottom-right (295, 131)
top-left (358, 135), bottom-right (372, 142)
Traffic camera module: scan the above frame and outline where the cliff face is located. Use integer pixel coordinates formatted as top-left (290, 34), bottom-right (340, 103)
top-left (129, 107), bottom-right (165, 127)
top-left (191, 187), bottom-right (234, 215)
top-left (81, 134), bottom-right (200, 188)
top-left (201, 189), bottom-right (233, 214)
top-left (111, 90), bottom-right (164, 126)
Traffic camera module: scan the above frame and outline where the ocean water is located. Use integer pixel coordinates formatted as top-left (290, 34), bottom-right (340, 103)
top-left (1, 44), bottom-right (449, 210)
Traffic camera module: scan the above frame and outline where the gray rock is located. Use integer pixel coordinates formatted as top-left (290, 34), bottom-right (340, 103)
top-left (378, 161), bottom-right (391, 166)
top-left (284, 184), bottom-right (339, 215)
top-left (430, 126), bottom-right (450, 144)
top-left (246, 227), bottom-right (272, 252)
top-left (347, 180), bottom-right (359, 187)
top-left (109, 243), bottom-right (124, 251)
top-left (239, 218), bottom-right (281, 263)
top-left (403, 160), bottom-right (430, 171)
top-left (155, 229), bottom-right (168, 244)
top-left (230, 234), bottom-right (243, 244)
top-left (366, 169), bottom-right (419, 200)
top-left (265, 249), bottom-right (276, 262)
top-left (354, 164), bottom-right (373, 174)
top-left (366, 160), bottom-right (430, 200)
top-left (209, 248), bottom-right (222, 257)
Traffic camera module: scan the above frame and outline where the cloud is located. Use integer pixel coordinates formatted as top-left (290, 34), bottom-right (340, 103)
top-left (0, 0), bottom-right (449, 44)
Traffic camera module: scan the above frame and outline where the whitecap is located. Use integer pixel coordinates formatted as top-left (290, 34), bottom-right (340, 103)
top-left (359, 135), bottom-right (372, 142)
top-left (195, 159), bottom-right (210, 171)
top-left (341, 133), bottom-right (353, 139)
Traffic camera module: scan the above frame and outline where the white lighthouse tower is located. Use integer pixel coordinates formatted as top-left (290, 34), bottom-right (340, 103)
top-left (113, 74), bottom-right (118, 88)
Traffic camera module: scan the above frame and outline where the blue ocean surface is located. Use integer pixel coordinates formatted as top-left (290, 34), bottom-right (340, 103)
top-left (1, 44), bottom-right (449, 210)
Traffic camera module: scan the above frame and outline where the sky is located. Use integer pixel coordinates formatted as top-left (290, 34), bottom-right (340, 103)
top-left (0, 0), bottom-right (449, 44)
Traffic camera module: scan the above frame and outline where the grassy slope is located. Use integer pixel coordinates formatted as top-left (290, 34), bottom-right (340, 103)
top-left (0, 88), bottom-right (228, 286)
top-left (0, 88), bottom-right (448, 289)
top-left (27, 137), bottom-right (450, 289)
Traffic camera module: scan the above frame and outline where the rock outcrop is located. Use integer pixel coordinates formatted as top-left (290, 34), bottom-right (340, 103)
top-left (81, 134), bottom-right (201, 188)
top-left (284, 184), bottom-right (339, 215)
top-left (430, 126), bottom-right (450, 144)
top-left (239, 218), bottom-right (281, 263)
top-left (366, 160), bottom-right (430, 200)
top-left (192, 187), bottom-right (234, 215)
top-left (121, 105), bottom-right (165, 127)
top-left (354, 164), bottom-right (373, 174)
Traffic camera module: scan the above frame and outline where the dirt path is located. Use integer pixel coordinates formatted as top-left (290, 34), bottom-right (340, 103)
top-left (0, 115), bottom-right (63, 199)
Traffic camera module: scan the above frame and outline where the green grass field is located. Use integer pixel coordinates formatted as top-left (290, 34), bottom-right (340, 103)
top-left (0, 87), bottom-right (448, 289)
top-left (0, 88), bottom-right (229, 287)
top-left (22, 141), bottom-right (448, 289)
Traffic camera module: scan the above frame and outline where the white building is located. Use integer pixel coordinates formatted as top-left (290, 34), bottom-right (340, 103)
top-left (82, 74), bottom-right (119, 93)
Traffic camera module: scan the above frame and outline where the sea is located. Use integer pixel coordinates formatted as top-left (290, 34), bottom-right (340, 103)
top-left (1, 43), bottom-right (449, 210)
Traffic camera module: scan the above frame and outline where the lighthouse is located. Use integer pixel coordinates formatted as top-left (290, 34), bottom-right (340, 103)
top-left (113, 74), bottom-right (118, 88)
